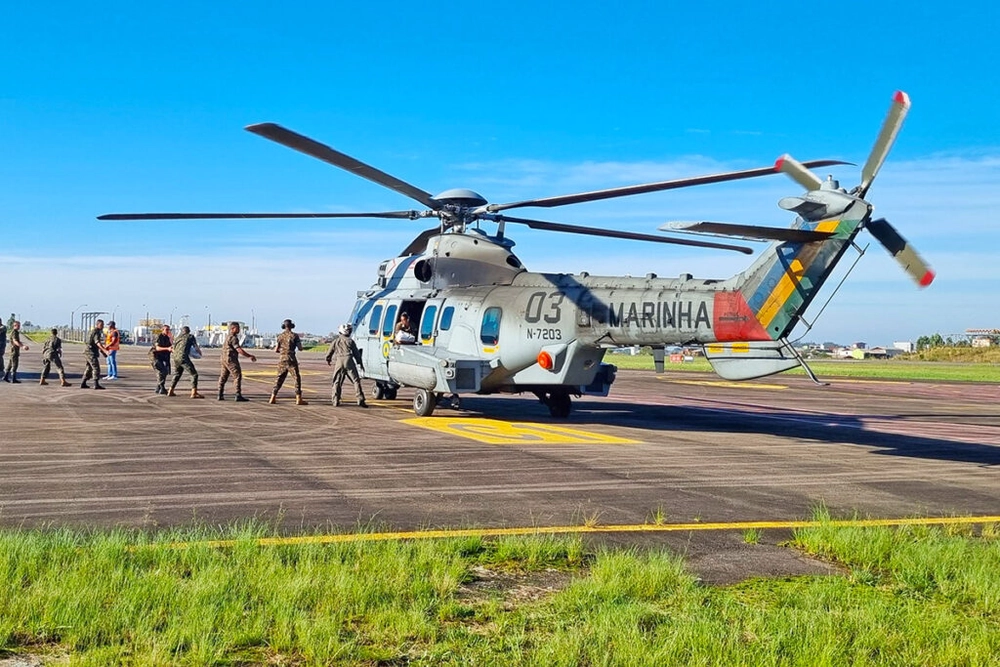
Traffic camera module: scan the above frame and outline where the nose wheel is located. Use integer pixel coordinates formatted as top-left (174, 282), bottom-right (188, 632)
top-left (413, 388), bottom-right (436, 416)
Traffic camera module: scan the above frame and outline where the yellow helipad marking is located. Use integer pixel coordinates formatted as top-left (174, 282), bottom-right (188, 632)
top-left (660, 378), bottom-right (787, 390)
top-left (156, 515), bottom-right (1000, 550)
top-left (403, 416), bottom-right (639, 445)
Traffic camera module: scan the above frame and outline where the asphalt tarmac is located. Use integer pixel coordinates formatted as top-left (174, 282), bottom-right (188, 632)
top-left (2, 344), bottom-right (999, 583)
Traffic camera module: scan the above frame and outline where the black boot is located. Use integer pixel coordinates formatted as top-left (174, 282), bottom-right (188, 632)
top-left (80, 380), bottom-right (89, 389)
top-left (2, 374), bottom-right (9, 383)
top-left (10, 374), bottom-right (20, 384)
top-left (218, 389), bottom-right (225, 401)
top-left (235, 394), bottom-right (249, 402)
top-left (94, 383), bottom-right (105, 390)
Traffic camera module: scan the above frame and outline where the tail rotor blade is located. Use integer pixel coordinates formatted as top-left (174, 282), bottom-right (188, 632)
top-left (867, 218), bottom-right (935, 287)
top-left (858, 91), bottom-right (911, 197)
top-left (775, 154), bottom-right (823, 191)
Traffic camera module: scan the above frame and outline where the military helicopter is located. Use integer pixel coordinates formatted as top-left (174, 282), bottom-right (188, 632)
top-left (101, 91), bottom-right (932, 417)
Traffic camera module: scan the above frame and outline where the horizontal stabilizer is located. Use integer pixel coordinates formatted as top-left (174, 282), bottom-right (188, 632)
top-left (661, 221), bottom-right (834, 243)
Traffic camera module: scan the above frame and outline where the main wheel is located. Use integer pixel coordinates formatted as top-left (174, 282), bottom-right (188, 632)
top-left (372, 383), bottom-right (386, 400)
top-left (413, 388), bottom-right (435, 417)
top-left (384, 386), bottom-right (398, 400)
top-left (547, 391), bottom-right (572, 418)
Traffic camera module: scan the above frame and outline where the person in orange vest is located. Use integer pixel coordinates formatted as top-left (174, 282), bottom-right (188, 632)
top-left (104, 321), bottom-right (121, 380)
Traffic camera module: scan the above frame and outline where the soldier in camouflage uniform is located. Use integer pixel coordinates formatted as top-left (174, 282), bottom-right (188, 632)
top-left (218, 322), bottom-right (256, 402)
top-left (40, 328), bottom-right (70, 386)
top-left (269, 319), bottom-right (306, 405)
top-left (167, 325), bottom-right (204, 398)
top-left (81, 319), bottom-right (108, 389)
top-left (3, 321), bottom-right (29, 383)
top-left (326, 323), bottom-right (367, 407)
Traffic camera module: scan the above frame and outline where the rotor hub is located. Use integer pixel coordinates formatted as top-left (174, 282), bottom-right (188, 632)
top-left (432, 188), bottom-right (488, 208)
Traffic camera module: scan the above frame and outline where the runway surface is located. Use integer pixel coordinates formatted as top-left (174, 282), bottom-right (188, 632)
top-left (3, 344), bottom-right (999, 582)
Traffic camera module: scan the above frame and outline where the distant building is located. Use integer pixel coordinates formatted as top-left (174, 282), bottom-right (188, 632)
top-left (892, 341), bottom-right (915, 353)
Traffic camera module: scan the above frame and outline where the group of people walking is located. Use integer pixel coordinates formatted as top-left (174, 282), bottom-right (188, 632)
top-left (3, 316), bottom-right (369, 408)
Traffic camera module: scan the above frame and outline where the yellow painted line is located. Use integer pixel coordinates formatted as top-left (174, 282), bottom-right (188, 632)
top-left (660, 378), bottom-right (787, 390)
top-left (156, 515), bottom-right (1000, 550)
top-left (404, 416), bottom-right (639, 445)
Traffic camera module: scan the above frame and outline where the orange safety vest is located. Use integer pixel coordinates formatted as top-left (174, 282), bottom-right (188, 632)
top-left (106, 329), bottom-right (121, 351)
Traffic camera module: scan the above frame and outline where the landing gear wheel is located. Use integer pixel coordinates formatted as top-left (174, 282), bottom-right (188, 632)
top-left (373, 383), bottom-right (386, 400)
top-left (547, 391), bottom-right (572, 418)
top-left (384, 386), bottom-right (398, 400)
top-left (413, 388), bottom-right (436, 417)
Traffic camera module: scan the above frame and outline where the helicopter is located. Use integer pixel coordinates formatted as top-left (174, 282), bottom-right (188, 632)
top-left (100, 91), bottom-right (932, 418)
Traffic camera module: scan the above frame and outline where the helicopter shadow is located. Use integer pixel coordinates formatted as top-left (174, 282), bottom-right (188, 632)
top-left (457, 396), bottom-right (1000, 467)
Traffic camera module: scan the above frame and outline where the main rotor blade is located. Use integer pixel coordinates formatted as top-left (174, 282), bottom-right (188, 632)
top-left (483, 160), bottom-right (850, 213)
top-left (498, 215), bottom-right (753, 254)
top-left (775, 154), bottom-right (823, 191)
top-left (663, 221), bottom-right (834, 243)
top-left (866, 218), bottom-right (934, 287)
top-left (858, 91), bottom-right (910, 198)
top-left (98, 211), bottom-right (425, 221)
top-left (245, 123), bottom-right (442, 210)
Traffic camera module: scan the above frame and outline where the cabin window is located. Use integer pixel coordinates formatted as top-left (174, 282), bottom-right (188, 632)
top-left (420, 305), bottom-right (437, 342)
top-left (440, 306), bottom-right (455, 331)
top-left (349, 300), bottom-right (363, 328)
top-left (382, 305), bottom-right (398, 338)
top-left (480, 307), bottom-right (502, 346)
top-left (368, 305), bottom-right (383, 335)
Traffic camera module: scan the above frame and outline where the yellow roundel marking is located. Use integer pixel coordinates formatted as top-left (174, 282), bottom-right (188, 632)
top-left (381, 341), bottom-right (391, 359)
top-left (404, 417), bottom-right (639, 445)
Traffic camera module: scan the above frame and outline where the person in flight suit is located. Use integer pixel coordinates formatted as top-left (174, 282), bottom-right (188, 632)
top-left (81, 319), bottom-right (108, 389)
top-left (167, 325), bottom-right (204, 398)
top-left (218, 322), bottom-right (256, 402)
top-left (39, 328), bottom-right (70, 386)
top-left (269, 319), bottom-right (306, 405)
top-left (3, 321), bottom-right (29, 383)
top-left (152, 324), bottom-right (173, 395)
top-left (326, 323), bottom-right (367, 408)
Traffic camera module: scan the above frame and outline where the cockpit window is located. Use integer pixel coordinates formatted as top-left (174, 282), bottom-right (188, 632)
top-left (480, 307), bottom-right (502, 346)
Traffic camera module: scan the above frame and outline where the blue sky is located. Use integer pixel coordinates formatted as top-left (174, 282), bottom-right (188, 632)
top-left (2, 2), bottom-right (998, 343)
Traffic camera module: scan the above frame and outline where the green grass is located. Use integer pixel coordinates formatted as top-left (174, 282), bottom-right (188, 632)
top-left (609, 352), bottom-right (1000, 382)
top-left (2, 520), bottom-right (999, 665)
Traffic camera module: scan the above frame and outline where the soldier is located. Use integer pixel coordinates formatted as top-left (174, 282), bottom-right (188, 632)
top-left (152, 324), bottom-right (173, 394)
top-left (81, 319), bottom-right (108, 389)
top-left (269, 319), bottom-right (306, 405)
top-left (40, 328), bottom-right (70, 386)
top-left (326, 323), bottom-right (367, 407)
top-left (3, 321), bottom-right (29, 383)
top-left (218, 322), bottom-right (256, 402)
top-left (167, 325), bottom-right (204, 398)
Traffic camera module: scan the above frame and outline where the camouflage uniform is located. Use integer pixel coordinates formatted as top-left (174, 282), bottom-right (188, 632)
top-left (41, 333), bottom-right (67, 383)
top-left (271, 329), bottom-right (303, 396)
top-left (219, 332), bottom-right (244, 396)
top-left (326, 333), bottom-right (366, 406)
top-left (169, 331), bottom-right (199, 391)
top-left (4, 327), bottom-right (21, 380)
top-left (82, 326), bottom-right (104, 385)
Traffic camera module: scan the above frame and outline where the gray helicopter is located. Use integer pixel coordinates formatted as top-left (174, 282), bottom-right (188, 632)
top-left (101, 91), bottom-right (931, 417)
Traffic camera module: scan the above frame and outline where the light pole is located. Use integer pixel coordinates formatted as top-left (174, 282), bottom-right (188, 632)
top-left (71, 303), bottom-right (87, 337)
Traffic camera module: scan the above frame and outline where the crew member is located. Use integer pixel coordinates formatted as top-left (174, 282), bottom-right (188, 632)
top-left (152, 324), bottom-right (173, 395)
top-left (393, 312), bottom-right (416, 344)
top-left (326, 323), bottom-right (367, 407)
